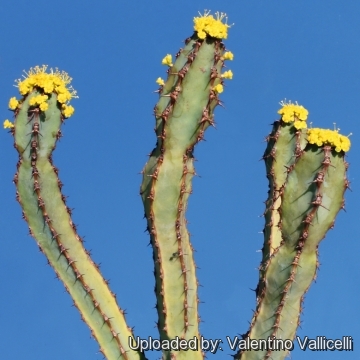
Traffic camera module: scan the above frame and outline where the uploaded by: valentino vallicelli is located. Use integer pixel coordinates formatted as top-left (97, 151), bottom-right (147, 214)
top-left (128, 335), bottom-right (354, 354)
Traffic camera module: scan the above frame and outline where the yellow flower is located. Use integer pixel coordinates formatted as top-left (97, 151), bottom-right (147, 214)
top-left (294, 120), bottom-right (307, 130)
top-left (8, 97), bottom-right (19, 110)
top-left (278, 101), bottom-right (309, 123)
top-left (213, 83), bottom-right (224, 93)
top-left (161, 54), bottom-right (173, 67)
top-left (39, 102), bottom-right (49, 111)
top-left (55, 85), bottom-right (67, 94)
top-left (223, 51), bottom-right (234, 61)
top-left (62, 104), bottom-right (75, 118)
top-left (14, 65), bottom-right (77, 108)
top-left (12, 66), bottom-right (78, 120)
top-left (28, 94), bottom-right (48, 107)
top-left (39, 95), bottom-right (48, 103)
top-left (156, 77), bottom-right (165, 86)
top-left (3, 119), bottom-right (14, 129)
top-left (197, 30), bottom-right (207, 40)
top-left (193, 10), bottom-right (231, 40)
top-left (307, 128), bottom-right (351, 152)
top-left (51, 75), bottom-right (63, 86)
top-left (18, 80), bottom-right (32, 95)
top-left (29, 96), bottom-right (38, 106)
top-left (295, 107), bottom-right (308, 121)
top-left (57, 93), bottom-right (68, 104)
top-left (43, 81), bottom-right (54, 94)
top-left (221, 70), bottom-right (233, 79)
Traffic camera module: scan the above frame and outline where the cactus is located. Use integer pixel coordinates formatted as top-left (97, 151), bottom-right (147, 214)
top-left (139, 12), bottom-right (232, 360)
top-left (236, 103), bottom-right (350, 360)
top-left (3, 11), bottom-right (351, 360)
top-left (6, 67), bottom-right (145, 360)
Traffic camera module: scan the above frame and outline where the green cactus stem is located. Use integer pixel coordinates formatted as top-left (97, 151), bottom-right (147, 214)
top-left (3, 12), bottom-right (352, 360)
top-left (8, 66), bottom-right (145, 360)
top-left (140, 11), bottom-right (233, 360)
top-left (237, 105), bottom-right (350, 360)
top-left (262, 102), bottom-right (309, 257)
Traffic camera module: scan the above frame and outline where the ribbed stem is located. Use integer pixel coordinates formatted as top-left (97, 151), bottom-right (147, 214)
top-left (141, 34), bottom-right (226, 360)
top-left (238, 117), bottom-right (348, 360)
top-left (14, 89), bottom-right (146, 360)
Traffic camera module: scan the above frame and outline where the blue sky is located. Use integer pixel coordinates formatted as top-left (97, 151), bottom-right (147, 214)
top-left (0, 1), bottom-right (359, 359)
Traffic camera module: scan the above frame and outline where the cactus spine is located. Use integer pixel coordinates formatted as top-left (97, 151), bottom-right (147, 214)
top-left (3, 11), bottom-right (352, 360)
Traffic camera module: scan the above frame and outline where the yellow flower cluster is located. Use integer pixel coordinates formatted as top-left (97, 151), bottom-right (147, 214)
top-left (156, 77), bottom-right (165, 86)
top-left (223, 51), bottom-right (234, 61)
top-left (3, 119), bottom-right (14, 129)
top-left (14, 65), bottom-right (77, 118)
top-left (213, 83), bottom-right (223, 93)
top-left (194, 10), bottom-right (230, 39)
top-left (221, 70), bottom-right (233, 79)
top-left (161, 54), bottom-right (173, 67)
top-left (8, 97), bottom-right (19, 110)
top-left (278, 102), bottom-right (309, 130)
top-left (307, 128), bottom-right (351, 152)
top-left (29, 94), bottom-right (49, 111)
top-left (62, 104), bottom-right (75, 118)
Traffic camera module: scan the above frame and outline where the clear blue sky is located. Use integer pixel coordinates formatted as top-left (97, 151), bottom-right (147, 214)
top-left (0, 1), bottom-right (359, 359)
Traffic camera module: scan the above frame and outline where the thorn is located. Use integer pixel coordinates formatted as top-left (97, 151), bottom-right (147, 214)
top-left (66, 259), bottom-right (77, 270)
top-left (345, 179), bottom-right (352, 191)
top-left (261, 148), bottom-right (276, 161)
top-left (341, 199), bottom-right (346, 212)
top-left (217, 99), bottom-right (225, 108)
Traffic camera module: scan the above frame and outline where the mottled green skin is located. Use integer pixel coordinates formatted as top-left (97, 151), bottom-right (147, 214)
top-left (141, 34), bottom-right (225, 360)
top-left (14, 90), bottom-right (145, 360)
top-left (239, 125), bottom-right (348, 360)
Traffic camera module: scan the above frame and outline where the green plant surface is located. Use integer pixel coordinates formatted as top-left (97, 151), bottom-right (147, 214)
top-left (140, 12), bottom-right (233, 360)
top-left (1, 6), bottom-right (355, 360)
top-left (9, 68), bottom-right (145, 360)
top-left (237, 105), bottom-right (350, 360)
